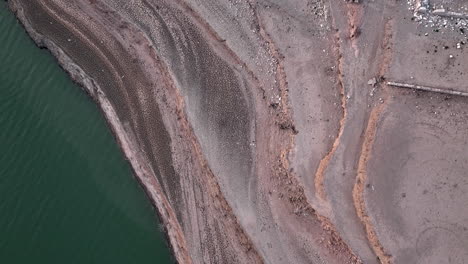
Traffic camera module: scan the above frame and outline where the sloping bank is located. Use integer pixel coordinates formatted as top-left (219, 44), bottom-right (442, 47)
top-left (8, 0), bottom-right (262, 263)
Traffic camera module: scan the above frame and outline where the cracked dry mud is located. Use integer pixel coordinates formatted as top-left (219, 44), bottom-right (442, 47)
top-left (8, 0), bottom-right (468, 263)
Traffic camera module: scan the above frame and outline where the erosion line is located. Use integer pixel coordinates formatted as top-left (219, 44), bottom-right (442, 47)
top-left (147, 33), bottom-right (265, 263)
top-left (173, 0), bottom-right (267, 98)
top-left (249, 3), bottom-right (361, 262)
top-left (353, 19), bottom-right (395, 264)
top-left (39, 0), bottom-right (141, 124)
top-left (352, 103), bottom-right (391, 264)
top-left (314, 28), bottom-right (347, 201)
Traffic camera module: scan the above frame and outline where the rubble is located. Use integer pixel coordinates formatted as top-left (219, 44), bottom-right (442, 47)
top-left (367, 78), bottom-right (377, 87)
top-left (410, 0), bottom-right (468, 33)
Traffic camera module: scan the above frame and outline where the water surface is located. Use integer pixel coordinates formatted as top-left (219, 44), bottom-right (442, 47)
top-left (0, 3), bottom-right (173, 263)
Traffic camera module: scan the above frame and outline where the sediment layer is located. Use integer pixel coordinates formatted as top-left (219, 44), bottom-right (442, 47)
top-left (9, 0), bottom-right (468, 263)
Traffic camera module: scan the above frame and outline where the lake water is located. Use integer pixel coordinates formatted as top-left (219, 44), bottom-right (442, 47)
top-left (0, 3), bottom-right (173, 263)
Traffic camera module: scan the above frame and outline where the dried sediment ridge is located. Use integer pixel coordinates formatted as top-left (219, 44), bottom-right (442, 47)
top-left (353, 102), bottom-right (391, 264)
top-left (314, 29), bottom-right (347, 202)
top-left (352, 18), bottom-right (395, 264)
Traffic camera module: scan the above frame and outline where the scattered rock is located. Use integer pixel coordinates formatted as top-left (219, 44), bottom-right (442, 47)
top-left (368, 78), bottom-right (377, 86)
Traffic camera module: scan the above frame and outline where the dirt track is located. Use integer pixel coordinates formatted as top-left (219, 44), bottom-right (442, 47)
top-left (9, 0), bottom-right (468, 263)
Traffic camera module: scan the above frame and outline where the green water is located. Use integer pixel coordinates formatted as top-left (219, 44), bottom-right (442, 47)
top-left (0, 3), bottom-right (173, 263)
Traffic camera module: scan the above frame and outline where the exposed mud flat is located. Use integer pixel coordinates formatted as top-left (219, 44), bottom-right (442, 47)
top-left (8, 0), bottom-right (468, 263)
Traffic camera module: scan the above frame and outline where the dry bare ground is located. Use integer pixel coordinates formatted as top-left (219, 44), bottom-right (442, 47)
top-left (9, 0), bottom-right (468, 263)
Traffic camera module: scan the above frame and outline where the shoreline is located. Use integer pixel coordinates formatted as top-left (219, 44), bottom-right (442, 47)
top-left (8, 2), bottom-right (191, 263)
